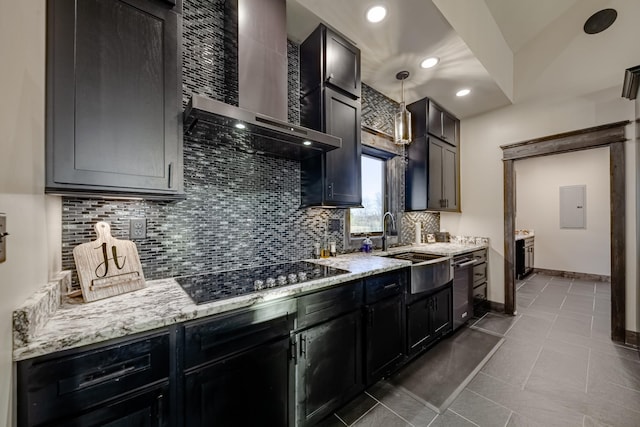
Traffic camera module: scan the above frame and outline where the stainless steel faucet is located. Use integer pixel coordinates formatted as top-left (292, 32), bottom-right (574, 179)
top-left (381, 211), bottom-right (396, 252)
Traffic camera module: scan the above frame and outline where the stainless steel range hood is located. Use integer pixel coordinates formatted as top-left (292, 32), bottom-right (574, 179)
top-left (183, 0), bottom-right (341, 160)
top-left (184, 95), bottom-right (341, 160)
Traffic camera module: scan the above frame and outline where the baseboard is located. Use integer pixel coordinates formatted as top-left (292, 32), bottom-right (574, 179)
top-left (532, 268), bottom-right (610, 283)
top-left (626, 330), bottom-right (640, 348)
top-left (487, 300), bottom-right (505, 313)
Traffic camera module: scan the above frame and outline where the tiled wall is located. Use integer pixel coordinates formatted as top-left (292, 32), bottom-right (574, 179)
top-left (61, 0), bottom-right (439, 285)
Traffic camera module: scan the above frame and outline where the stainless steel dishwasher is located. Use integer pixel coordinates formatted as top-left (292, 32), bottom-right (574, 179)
top-left (452, 254), bottom-right (475, 330)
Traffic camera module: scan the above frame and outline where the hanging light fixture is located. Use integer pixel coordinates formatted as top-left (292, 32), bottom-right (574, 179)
top-left (394, 71), bottom-right (412, 145)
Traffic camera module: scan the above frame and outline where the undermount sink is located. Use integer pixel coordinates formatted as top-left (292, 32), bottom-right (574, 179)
top-left (383, 252), bottom-right (452, 295)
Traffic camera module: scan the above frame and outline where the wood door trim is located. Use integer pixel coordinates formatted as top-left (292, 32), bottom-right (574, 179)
top-left (501, 120), bottom-right (630, 343)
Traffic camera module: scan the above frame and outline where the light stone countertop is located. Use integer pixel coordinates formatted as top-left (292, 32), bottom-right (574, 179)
top-left (515, 231), bottom-right (535, 241)
top-left (13, 242), bottom-right (487, 362)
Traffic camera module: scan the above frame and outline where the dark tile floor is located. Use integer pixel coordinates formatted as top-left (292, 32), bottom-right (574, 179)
top-left (320, 273), bottom-right (640, 427)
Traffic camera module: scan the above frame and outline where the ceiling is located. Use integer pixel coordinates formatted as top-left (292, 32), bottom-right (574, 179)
top-left (286, 0), bottom-right (640, 120)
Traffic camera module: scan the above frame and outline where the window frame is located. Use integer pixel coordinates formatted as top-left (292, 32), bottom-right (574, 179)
top-left (346, 144), bottom-right (397, 248)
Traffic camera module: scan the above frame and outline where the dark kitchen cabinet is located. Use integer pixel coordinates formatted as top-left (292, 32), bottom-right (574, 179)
top-left (300, 86), bottom-right (362, 207)
top-left (364, 272), bottom-right (406, 384)
top-left (300, 24), bottom-right (361, 99)
top-left (405, 136), bottom-right (459, 211)
top-left (413, 99), bottom-right (458, 145)
top-left (472, 249), bottom-right (489, 315)
top-left (46, 0), bottom-right (183, 199)
top-left (184, 336), bottom-right (292, 427)
top-left (516, 237), bottom-right (535, 279)
top-left (183, 300), bottom-right (296, 427)
top-left (406, 285), bottom-right (452, 357)
top-left (17, 329), bottom-right (173, 427)
top-left (295, 281), bottom-right (364, 426)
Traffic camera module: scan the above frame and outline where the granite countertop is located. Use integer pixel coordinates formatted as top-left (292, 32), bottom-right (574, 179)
top-left (515, 230), bottom-right (535, 241)
top-left (12, 242), bottom-right (487, 362)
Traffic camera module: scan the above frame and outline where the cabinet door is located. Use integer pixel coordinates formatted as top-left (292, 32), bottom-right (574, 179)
top-left (365, 295), bottom-right (405, 384)
top-left (431, 287), bottom-right (452, 336)
top-left (296, 311), bottom-right (363, 426)
top-left (47, 385), bottom-right (170, 427)
top-left (442, 143), bottom-right (459, 211)
top-left (325, 27), bottom-right (361, 98)
top-left (428, 139), bottom-right (444, 210)
top-left (184, 336), bottom-right (292, 427)
top-left (428, 100), bottom-right (443, 138)
top-left (324, 87), bottom-right (362, 206)
top-left (47, 0), bottom-right (182, 197)
top-left (405, 136), bottom-right (428, 211)
top-left (515, 240), bottom-right (525, 277)
top-left (406, 297), bottom-right (432, 356)
top-left (442, 112), bottom-right (457, 145)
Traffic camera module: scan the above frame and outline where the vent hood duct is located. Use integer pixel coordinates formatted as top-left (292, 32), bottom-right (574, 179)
top-left (183, 0), bottom-right (341, 160)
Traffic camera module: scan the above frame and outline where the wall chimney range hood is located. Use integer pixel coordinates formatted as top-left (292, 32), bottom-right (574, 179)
top-left (184, 95), bottom-right (341, 160)
top-left (183, 0), bottom-right (341, 160)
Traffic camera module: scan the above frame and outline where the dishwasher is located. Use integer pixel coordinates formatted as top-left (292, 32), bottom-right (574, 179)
top-left (452, 255), bottom-right (475, 330)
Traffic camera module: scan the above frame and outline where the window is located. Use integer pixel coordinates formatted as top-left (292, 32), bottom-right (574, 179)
top-left (350, 155), bottom-right (385, 235)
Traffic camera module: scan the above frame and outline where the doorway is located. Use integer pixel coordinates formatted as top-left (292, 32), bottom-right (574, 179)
top-left (500, 121), bottom-right (629, 343)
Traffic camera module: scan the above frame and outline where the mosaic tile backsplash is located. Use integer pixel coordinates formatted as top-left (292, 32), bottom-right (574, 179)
top-left (61, 0), bottom-right (439, 286)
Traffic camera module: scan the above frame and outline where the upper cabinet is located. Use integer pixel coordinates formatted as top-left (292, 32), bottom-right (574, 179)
top-left (300, 24), bottom-right (362, 207)
top-left (46, 0), bottom-right (184, 199)
top-left (300, 24), bottom-right (361, 99)
top-left (411, 99), bottom-right (458, 146)
top-left (405, 98), bottom-right (460, 212)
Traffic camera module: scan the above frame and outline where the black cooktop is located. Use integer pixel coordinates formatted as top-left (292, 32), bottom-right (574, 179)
top-left (176, 261), bottom-right (350, 304)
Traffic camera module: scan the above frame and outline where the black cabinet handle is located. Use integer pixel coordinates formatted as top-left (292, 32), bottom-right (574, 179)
top-left (383, 283), bottom-right (399, 290)
top-left (168, 162), bottom-right (174, 189)
top-left (156, 393), bottom-right (164, 424)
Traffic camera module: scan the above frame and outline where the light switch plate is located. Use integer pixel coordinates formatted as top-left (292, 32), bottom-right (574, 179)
top-left (0, 214), bottom-right (6, 263)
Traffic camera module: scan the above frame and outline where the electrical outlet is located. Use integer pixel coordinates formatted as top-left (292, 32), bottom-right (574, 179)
top-left (0, 214), bottom-right (6, 263)
top-left (129, 218), bottom-right (147, 240)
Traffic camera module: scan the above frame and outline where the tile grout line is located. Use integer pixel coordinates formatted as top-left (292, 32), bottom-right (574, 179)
top-left (466, 388), bottom-right (514, 413)
top-left (447, 408), bottom-right (481, 426)
top-left (504, 411), bottom-right (514, 427)
top-left (502, 314), bottom-right (523, 336)
top-left (365, 391), bottom-right (424, 427)
top-left (585, 348), bottom-right (591, 394)
top-left (347, 401), bottom-right (379, 426)
top-left (521, 345), bottom-right (544, 390)
top-left (334, 413), bottom-right (349, 426)
top-left (469, 312), bottom-right (489, 328)
top-left (589, 315), bottom-right (594, 338)
top-left (558, 295), bottom-right (568, 310)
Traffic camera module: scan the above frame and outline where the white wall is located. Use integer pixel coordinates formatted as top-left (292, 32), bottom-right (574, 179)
top-left (440, 88), bottom-right (637, 332)
top-left (515, 147), bottom-right (610, 276)
top-left (0, 2), bottom-right (61, 425)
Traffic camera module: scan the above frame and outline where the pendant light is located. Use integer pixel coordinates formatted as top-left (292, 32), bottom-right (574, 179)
top-left (394, 71), bottom-right (412, 145)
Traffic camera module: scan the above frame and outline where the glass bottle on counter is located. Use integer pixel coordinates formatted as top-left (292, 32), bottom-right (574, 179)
top-left (321, 229), bottom-right (330, 258)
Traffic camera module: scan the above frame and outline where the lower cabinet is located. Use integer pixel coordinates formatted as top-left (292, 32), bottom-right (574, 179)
top-left (16, 269), bottom-right (460, 427)
top-left (406, 285), bottom-right (452, 357)
top-left (17, 329), bottom-right (172, 427)
top-left (295, 311), bottom-right (363, 426)
top-left (182, 299), bottom-right (296, 427)
top-left (363, 272), bottom-right (406, 385)
top-left (184, 336), bottom-right (292, 427)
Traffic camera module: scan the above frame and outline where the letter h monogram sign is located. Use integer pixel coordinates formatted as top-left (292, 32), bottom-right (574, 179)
top-left (73, 221), bottom-right (146, 302)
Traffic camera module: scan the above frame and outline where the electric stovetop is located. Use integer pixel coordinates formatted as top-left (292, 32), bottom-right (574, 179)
top-left (176, 260), bottom-right (350, 304)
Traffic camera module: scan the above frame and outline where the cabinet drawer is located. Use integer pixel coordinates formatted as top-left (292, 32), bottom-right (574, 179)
top-left (18, 330), bottom-right (170, 427)
top-left (184, 299), bottom-right (295, 370)
top-left (297, 281), bottom-right (363, 329)
top-left (473, 262), bottom-right (487, 286)
top-left (364, 271), bottom-right (405, 304)
top-left (472, 249), bottom-right (487, 264)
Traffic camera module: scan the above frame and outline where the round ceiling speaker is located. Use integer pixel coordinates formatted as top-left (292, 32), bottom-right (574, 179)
top-left (583, 8), bottom-right (617, 34)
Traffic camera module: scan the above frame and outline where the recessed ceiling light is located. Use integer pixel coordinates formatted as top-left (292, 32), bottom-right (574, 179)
top-left (456, 89), bottom-right (471, 97)
top-left (234, 123), bottom-right (246, 129)
top-left (303, 141), bottom-right (312, 146)
top-left (420, 57), bottom-right (439, 69)
top-left (366, 5), bottom-right (387, 23)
